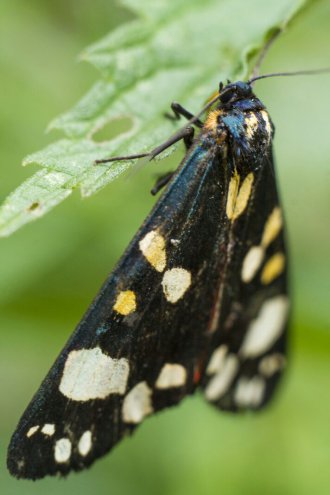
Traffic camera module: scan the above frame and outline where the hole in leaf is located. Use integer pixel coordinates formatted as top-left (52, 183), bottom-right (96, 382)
top-left (93, 117), bottom-right (133, 142)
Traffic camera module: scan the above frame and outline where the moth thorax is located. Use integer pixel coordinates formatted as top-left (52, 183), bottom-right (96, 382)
top-left (244, 110), bottom-right (273, 143)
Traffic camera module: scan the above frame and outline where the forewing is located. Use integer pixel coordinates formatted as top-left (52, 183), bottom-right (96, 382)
top-left (7, 144), bottom-right (235, 479)
top-left (201, 149), bottom-right (289, 412)
top-left (8, 104), bottom-right (289, 478)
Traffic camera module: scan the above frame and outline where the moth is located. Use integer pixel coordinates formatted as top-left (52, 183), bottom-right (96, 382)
top-left (8, 76), bottom-right (290, 479)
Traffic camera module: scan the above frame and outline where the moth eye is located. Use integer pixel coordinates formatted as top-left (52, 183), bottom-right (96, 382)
top-left (220, 89), bottom-right (235, 103)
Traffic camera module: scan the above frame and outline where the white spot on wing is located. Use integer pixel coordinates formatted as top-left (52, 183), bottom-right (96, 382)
top-left (161, 267), bottom-right (191, 303)
top-left (78, 430), bottom-right (92, 457)
top-left (26, 425), bottom-right (39, 438)
top-left (241, 208), bottom-right (284, 284)
top-left (155, 363), bottom-right (187, 389)
top-left (240, 296), bottom-right (289, 358)
top-left (41, 423), bottom-right (55, 436)
top-left (234, 376), bottom-right (265, 408)
top-left (59, 347), bottom-right (129, 401)
top-left (206, 345), bottom-right (228, 375)
top-left (259, 353), bottom-right (286, 377)
top-left (204, 354), bottom-right (239, 401)
top-left (241, 246), bottom-right (264, 282)
top-left (122, 381), bottom-right (153, 424)
top-left (54, 438), bottom-right (72, 463)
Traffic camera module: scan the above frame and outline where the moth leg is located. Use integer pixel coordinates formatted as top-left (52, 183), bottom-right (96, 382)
top-left (182, 125), bottom-right (195, 149)
top-left (95, 125), bottom-right (195, 164)
top-left (152, 125), bottom-right (195, 158)
top-left (151, 171), bottom-right (174, 195)
top-left (165, 102), bottom-right (203, 128)
top-left (150, 125), bottom-right (195, 194)
top-left (95, 152), bottom-right (150, 164)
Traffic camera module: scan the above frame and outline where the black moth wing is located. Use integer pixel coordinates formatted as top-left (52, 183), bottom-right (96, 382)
top-left (200, 117), bottom-right (289, 412)
top-left (8, 87), bottom-right (289, 479)
top-left (8, 140), bottom-right (239, 479)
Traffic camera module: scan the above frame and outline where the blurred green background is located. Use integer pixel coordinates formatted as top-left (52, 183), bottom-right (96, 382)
top-left (1, 0), bottom-right (330, 493)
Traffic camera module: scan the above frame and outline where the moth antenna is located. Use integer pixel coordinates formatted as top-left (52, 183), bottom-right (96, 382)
top-left (249, 67), bottom-right (330, 84)
top-left (249, 29), bottom-right (282, 81)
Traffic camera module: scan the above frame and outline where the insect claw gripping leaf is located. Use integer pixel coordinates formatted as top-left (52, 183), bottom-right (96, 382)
top-left (8, 80), bottom-right (289, 479)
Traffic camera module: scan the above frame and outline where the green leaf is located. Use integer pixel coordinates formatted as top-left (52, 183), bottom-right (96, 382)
top-left (0, 0), bottom-right (311, 237)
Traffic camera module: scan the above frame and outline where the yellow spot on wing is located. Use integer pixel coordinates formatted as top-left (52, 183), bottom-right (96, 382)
top-left (139, 230), bottom-right (166, 272)
top-left (261, 207), bottom-right (282, 248)
top-left (235, 173), bottom-right (254, 218)
top-left (261, 252), bottom-right (286, 285)
top-left (114, 290), bottom-right (137, 315)
top-left (241, 208), bottom-right (284, 284)
top-left (226, 171), bottom-right (254, 221)
top-left (226, 170), bottom-right (240, 219)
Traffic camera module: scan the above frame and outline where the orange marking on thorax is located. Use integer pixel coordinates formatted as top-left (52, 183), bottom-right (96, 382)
top-left (204, 109), bottom-right (223, 131)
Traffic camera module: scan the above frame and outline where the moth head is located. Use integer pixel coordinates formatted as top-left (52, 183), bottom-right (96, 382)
top-left (219, 81), bottom-right (253, 104)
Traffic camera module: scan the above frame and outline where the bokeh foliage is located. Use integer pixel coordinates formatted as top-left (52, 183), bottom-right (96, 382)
top-left (0, 0), bottom-right (330, 494)
top-left (0, 0), bottom-right (309, 236)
